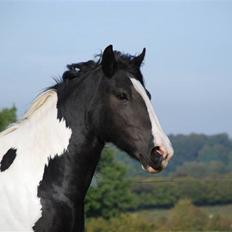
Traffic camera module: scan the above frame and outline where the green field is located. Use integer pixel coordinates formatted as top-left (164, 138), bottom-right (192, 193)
top-left (133, 204), bottom-right (232, 220)
top-left (201, 204), bottom-right (232, 220)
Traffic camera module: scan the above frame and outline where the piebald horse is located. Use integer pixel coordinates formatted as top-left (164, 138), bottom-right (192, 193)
top-left (0, 45), bottom-right (173, 231)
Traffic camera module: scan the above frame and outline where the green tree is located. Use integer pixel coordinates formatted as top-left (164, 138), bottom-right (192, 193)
top-left (85, 146), bottom-right (133, 219)
top-left (0, 106), bottom-right (17, 132)
top-left (198, 144), bottom-right (230, 164)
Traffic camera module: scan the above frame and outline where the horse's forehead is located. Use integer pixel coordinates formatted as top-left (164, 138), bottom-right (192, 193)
top-left (128, 76), bottom-right (146, 94)
top-left (114, 72), bottom-right (144, 88)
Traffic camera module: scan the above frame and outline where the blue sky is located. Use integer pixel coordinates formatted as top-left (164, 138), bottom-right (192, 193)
top-left (0, 1), bottom-right (231, 135)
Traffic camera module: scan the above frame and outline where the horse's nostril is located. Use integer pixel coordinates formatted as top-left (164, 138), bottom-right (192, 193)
top-left (152, 146), bottom-right (164, 156)
top-left (153, 146), bottom-right (160, 152)
top-left (151, 152), bottom-right (163, 170)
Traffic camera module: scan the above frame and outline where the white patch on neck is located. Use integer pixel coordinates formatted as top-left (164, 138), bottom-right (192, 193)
top-left (0, 90), bottom-right (72, 231)
top-left (130, 77), bottom-right (173, 160)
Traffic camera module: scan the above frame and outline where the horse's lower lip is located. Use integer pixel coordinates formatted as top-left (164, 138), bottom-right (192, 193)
top-left (141, 165), bottom-right (160, 174)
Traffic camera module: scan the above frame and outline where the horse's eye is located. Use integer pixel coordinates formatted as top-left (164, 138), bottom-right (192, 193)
top-left (116, 92), bottom-right (129, 101)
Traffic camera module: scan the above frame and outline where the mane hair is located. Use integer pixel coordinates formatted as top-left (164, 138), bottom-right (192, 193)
top-left (56, 50), bottom-right (144, 86)
top-left (0, 89), bottom-right (57, 137)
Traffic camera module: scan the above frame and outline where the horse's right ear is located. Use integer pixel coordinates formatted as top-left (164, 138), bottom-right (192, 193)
top-left (101, 45), bottom-right (116, 78)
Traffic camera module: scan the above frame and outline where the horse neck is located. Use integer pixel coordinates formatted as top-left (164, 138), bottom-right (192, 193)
top-left (33, 77), bottom-right (104, 231)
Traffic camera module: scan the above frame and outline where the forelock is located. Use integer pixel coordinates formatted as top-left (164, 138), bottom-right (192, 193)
top-left (98, 50), bottom-right (145, 85)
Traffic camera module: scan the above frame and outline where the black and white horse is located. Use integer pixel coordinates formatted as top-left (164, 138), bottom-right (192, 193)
top-left (0, 45), bottom-right (173, 231)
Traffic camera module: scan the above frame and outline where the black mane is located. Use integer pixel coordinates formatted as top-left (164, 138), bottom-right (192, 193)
top-left (58, 50), bottom-right (145, 87)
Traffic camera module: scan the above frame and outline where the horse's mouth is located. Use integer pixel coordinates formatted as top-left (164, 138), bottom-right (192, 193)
top-left (139, 153), bottom-right (165, 174)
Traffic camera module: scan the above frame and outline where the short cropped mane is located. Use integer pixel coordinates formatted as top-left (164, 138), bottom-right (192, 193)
top-left (113, 51), bottom-right (139, 64)
top-left (54, 50), bottom-right (144, 87)
top-left (0, 89), bottom-right (57, 137)
top-left (23, 89), bottom-right (56, 119)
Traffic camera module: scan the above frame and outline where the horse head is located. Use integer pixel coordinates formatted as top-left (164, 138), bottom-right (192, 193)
top-left (86, 45), bottom-right (174, 173)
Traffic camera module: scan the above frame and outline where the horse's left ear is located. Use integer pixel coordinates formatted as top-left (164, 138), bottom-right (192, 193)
top-left (101, 45), bottom-right (116, 78)
top-left (132, 48), bottom-right (146, 67)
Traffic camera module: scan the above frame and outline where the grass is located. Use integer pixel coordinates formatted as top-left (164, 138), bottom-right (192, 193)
top-left (201, 204), bottom-right (232, 220)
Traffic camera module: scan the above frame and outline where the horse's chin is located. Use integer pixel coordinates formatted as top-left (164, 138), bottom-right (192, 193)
top-left (141, 165), bottom-right (160, 174)
top-left (139, 153), bottom-right (169, 174)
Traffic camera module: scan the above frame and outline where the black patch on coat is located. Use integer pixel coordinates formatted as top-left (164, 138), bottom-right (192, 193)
top-left (33, 142), bottom-right (103, 232)
top-left (0, 148), bottom-right (17, 172)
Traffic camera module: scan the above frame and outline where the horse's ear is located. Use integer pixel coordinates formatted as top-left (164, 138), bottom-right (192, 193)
top-left (133, 48), bottom-right (146, 67)
top-left (101, 45), bottom-right (116, 78)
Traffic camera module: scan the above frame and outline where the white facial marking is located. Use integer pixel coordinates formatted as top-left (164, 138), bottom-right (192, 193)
top-left (130, 77), bottom-right (174, 167)
top-left (0, 90), bottom-right (72, 231)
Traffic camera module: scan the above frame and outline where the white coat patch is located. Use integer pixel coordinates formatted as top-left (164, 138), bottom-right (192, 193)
top-left (130, 77), bottom-right (173, 160)
top-left (0, 90), bottom-right (72, 231)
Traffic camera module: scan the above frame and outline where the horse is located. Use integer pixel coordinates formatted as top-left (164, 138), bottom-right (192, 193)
top-left (0, 45), bottom-right (173, 232)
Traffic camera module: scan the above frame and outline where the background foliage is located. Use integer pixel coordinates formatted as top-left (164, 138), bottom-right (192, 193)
top-left (86, 199), bottom-right (232, 232)
top-left (85, 147), bottom-right (133, 219)
top-left (0, 106), bottom-right (16, 131)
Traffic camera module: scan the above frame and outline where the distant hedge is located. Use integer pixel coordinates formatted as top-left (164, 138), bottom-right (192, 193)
top-left (131, 175), bottom-right (232, 209)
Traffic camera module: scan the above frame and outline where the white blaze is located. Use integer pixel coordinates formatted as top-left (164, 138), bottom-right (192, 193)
top-left (130, 77), bottom-right (173, 161)
top-left (0, 90), bottom-right (72, 231)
